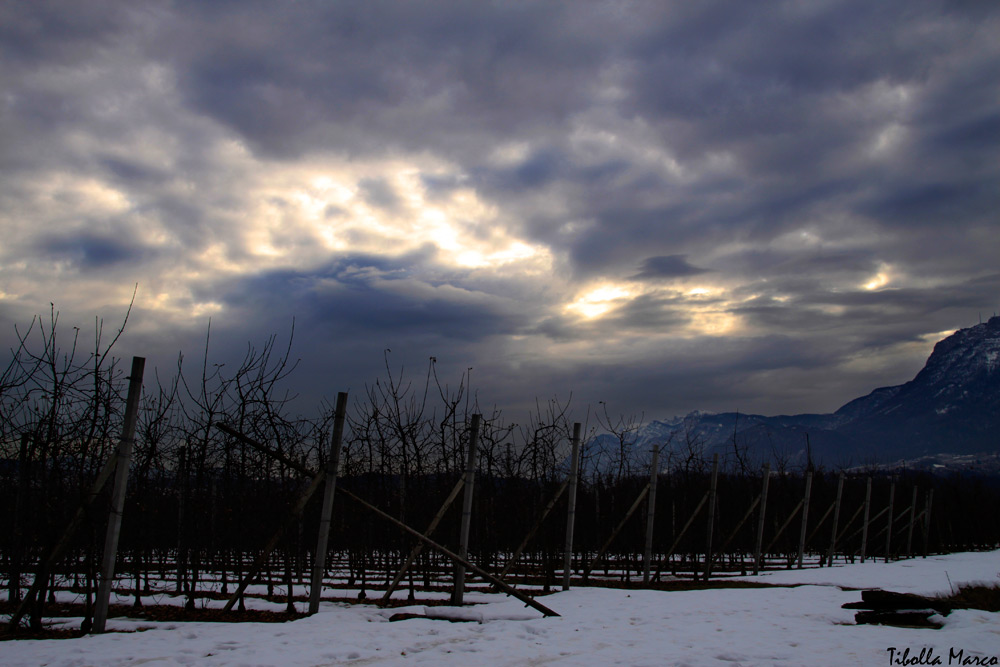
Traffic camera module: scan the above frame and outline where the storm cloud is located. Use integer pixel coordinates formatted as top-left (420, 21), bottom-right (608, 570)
top-left (1, 0), bottom-right (997, 420)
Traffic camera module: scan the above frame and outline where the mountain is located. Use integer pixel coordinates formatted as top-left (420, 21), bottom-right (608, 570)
top-left (593, 316), bottom-right (1000, 471)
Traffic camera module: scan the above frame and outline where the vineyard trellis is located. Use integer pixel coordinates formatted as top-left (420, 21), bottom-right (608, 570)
top-left (2, 312), bottom-right (999, 634)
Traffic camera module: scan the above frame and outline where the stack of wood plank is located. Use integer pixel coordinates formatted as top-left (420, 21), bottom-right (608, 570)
top-left (843, 590), bottom-right (952, 628)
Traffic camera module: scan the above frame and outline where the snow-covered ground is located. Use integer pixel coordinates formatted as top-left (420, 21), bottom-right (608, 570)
top-left (5, 551), bottom-right (1000, 666)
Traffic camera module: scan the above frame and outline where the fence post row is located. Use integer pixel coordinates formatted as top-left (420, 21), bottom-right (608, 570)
top-left (10, 389), bottom-right (974, 628)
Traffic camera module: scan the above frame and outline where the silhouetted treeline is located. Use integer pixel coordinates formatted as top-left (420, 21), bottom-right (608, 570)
top-left (2, 311), bottom-right (999, 604)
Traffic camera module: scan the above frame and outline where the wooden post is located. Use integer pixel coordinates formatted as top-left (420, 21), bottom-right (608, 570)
top-left (93, 356), bottom-right (145, 633)
top-left (562, 423), bottom-right (581, 590)
top-left (753, 463), bottom-right (771, 575)
top-left (452, 414), bottom-right (480, 605)
top-left (905, 486), bottom-right (918, 558)
top-left (922, 489), bottom-right (933, 557)
top-left (702, 453), bottom-right (719, 580)
top-left (884, 479), bottom-right (896, 562)
top-left (642, 444), bottom-right (660, 585)
top-left (308, 391), bottom-right (347, 614)
top-left (825, 471), bottom-right (845, 567)
top-left (860, 477), bottom-right (872, 562)
top-left (797, 471), bottom-right (813, 569)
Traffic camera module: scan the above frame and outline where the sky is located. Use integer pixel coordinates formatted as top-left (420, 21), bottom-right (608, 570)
top-left (1, 0), bottom-right (998, 423)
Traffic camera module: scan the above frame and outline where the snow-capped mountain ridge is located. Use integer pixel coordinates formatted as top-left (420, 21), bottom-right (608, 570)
top-left (595, 317), bottom-right (1000, 469)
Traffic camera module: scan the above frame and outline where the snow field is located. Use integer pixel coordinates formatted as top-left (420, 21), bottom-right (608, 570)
top-left (3, 550), bottom-right (999, 666)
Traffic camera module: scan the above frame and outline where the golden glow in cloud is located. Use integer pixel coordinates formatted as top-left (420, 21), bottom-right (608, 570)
top-left (863, 264), bottom-right (893, 290)
top-left (562, 277), bottom-right (743, 337)
top-left (244, 157), bottom-right (554, 278)
top-left (565, 283), bottom-right (635, 319)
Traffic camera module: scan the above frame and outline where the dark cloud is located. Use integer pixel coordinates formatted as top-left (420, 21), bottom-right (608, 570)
top-left (0, 1), bottom-right (129, 65)
top-left (630, 255), bottom-right (709, 281)
top-left (36, 233), bottom-right (152, 270)
top-left (212, 256), bottom-right (530, 344)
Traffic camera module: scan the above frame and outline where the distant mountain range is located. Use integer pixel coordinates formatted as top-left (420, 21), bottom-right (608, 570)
top-left (593, 316), bottom-right (1000, 472)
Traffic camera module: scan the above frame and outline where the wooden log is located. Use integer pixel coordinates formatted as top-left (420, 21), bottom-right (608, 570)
top-left (854, 610), bottom-right (944, 629)
top-left (308, 391), bottom-right (347, 614)
top-left (93, 356), bottom-right (145, 634)
top-left (562, 423), bottom-right (582, 590)
top-left (857, 589), bottom-right (953, 612)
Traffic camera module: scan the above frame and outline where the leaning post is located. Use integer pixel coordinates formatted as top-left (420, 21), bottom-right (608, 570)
top-left (308, 391), bottom-right (348, 614)
top-left (642, 443), bottom-right (661, 585)
top-left (753, 463), bottom-right (771, 575)
top-left (905, 486), bottom-right (918, 558)
top-left (797, 471), bottom-right (813, 568)
top-left (825, 471), bottom-right (845, 567)
top-left (922, 489), bottom-right (933, 557)
top-left (884, 479), bottom-right (896, 562)
top-left (93, 356), bottom-right (145, 633)
top-left (562, 423), bottom-right (581, 590)
top-left (860, 477), bottom-right (872, 562)
top-left (452, 414), bottom-right (480, 605)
